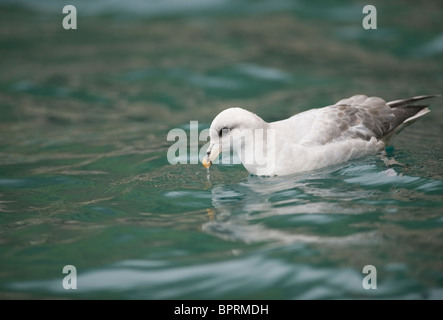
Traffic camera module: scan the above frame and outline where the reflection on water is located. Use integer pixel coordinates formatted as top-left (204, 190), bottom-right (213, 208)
top-left (202, 161), bottom-right (443, 247)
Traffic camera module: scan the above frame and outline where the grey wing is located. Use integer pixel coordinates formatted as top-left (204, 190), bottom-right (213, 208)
top-left (300, 94), bottom-right (434, 145)
top-left (300, 95), bottom-right (396, 145)
top-left (332, 95), bottom-right (395, 140)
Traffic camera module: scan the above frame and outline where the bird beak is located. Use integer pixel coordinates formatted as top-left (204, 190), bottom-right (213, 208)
top-left (202, 143), bottom-right (221, 168)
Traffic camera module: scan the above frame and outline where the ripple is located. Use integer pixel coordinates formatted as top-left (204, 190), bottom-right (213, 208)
top-left (2, 0), bottom-right (297, 17)
top-left (202, 220), bottom-right (378, 245)
top-left (189, 74), bottom-right (242, 89)
top-left (0, 176), bottom-right (84, 189)
top-left (235, 64), bottom-right (292, 82)
top-left (344, 170), bottom-right (420, 186)
top-left (414, 33), bottom-right (443, 57)
top-left (3, 255), bottom-right (360, 299)
top-left (8, 248), bottom-right (429, 299)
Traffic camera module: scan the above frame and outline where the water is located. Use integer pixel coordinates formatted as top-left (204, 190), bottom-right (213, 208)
top-left (0, 0), bottom-right (443, 299)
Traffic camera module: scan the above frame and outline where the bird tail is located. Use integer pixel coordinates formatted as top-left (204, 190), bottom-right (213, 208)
top-left (382, 95), bottom-right (439, 143)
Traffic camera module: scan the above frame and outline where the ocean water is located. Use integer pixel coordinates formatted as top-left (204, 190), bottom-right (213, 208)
top-left (0, 0), bottom-right (442, 299)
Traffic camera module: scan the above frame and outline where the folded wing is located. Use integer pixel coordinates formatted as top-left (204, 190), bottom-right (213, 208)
top-left (299, 94), bottom-right (435, 145)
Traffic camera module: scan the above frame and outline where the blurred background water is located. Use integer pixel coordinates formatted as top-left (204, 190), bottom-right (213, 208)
top-left (0, 0), bottom-right (442, 299)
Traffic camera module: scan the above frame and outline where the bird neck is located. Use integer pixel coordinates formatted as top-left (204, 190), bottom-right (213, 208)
top-left (234, 123), bottom-right (276, 176)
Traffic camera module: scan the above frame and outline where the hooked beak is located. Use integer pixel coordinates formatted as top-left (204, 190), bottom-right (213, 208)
top-left (202, 143), bottom-right (221, 168)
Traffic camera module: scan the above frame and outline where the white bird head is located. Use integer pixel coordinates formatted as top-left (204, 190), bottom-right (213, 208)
top-left (202, 107), bottom-right (268, 169)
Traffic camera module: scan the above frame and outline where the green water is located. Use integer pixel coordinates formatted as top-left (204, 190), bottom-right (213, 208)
top-left (0, 0), bottom-right (443, 299)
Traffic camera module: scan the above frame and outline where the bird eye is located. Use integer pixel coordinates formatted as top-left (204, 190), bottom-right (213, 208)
top-left (219, 127), bottom-right (230, 136)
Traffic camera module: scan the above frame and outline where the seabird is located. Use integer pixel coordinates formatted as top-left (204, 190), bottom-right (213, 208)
top-left (202, 94), bottom-right (438, 176)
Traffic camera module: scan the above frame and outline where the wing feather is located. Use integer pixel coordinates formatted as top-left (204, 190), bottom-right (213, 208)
top-left (299, 95), bottom-right (395, 145)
